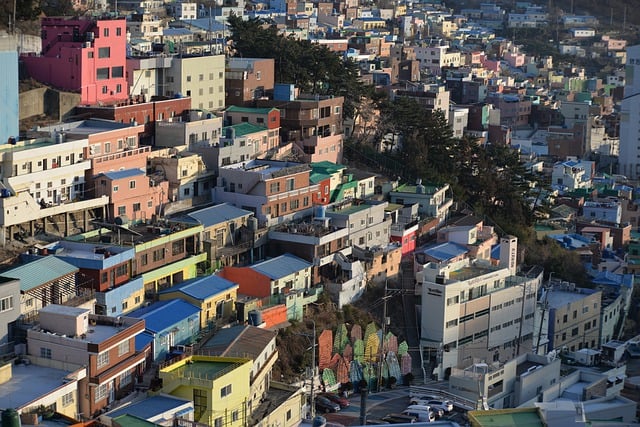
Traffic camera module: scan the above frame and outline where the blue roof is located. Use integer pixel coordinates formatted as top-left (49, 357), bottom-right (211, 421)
top-left (592, 271), bottom-right (633, 289)
top-left (135, 332), bottom-right (154, 353)
top-left (159, 275), bottom-right (238, 300)
top-left (128, 299), bottom-right (200, 334)
top-left (98, 168), bottom-right (145, 181)
top-left (250, 254), bottom-right (312, 280)
top-left (107, 395), bottom-right (192, 420)
top-left (548, 233), bottom-right (592, 249)
top-left (421, 242), bottom-right (469, 262)
top-left (185, 203), bottom-right (253, 228)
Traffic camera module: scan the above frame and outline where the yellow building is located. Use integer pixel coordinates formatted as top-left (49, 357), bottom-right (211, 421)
top-left (159, 355), bottom-right (252, 427)
top-left (158, 274), bottom-right (238, 329)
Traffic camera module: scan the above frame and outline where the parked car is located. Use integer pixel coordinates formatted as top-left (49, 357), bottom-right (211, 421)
top-left (405, 404), bottom-right (443, 419)
top-left (402, 409), bottom-right (435, 423)
top-left (426, 399), bottom-right (454, 413)
top-left (409, 395), bottom-right (436, 405)
top-left (315, 396), bottom-right (340, 413)
top-left (319, 392), bottom-right (349, 408)
top-left (381, 413), bottom-right (417, 424)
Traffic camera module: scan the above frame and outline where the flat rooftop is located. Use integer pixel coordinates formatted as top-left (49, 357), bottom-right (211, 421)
top-left (68, 221), bottom-right (201, 245)
top-left (448, 264), bottom-right (495, 282)
top-left (36, 322), bottom-right (130, 344)
top-left (0, 363), bottom-right (77, 410)
top-left (546, 289), bottom-right (596, 309)
top-left (223, 160), bottom-right (309, 178)
top-left (467, 408), bottom-right (545, 427)
top-left (163, 359), bottom-right (243, 380)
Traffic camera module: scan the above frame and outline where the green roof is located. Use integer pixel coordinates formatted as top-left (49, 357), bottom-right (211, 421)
top-left (311, 161), bottom-right (347, 175)
top-left (467, 408), bottom-right (545, 427)
top-left (310, 171), bottom-right (331, 184)
top-left (224, 122), bottom-right (267, 137)
top-left (112, 414), bottom-right (162, 427)
top-left (395, 183), bottom-right (439, 194)
top-left (332, 180), bottom-right (359, 202)
top-left (225, 105), bottom-right (278, 114)
top-left (1, 257), bottom-right (79, 292)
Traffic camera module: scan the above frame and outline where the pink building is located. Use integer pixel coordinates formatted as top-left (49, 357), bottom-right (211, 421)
top-left (22, 17), bottom-right (128, 105)
top-left (94, 168), bottom-right (168, 222)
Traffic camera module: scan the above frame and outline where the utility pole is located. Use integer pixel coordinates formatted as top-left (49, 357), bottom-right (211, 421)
top-left (377, 281), bottom-right (390, 392)
top-left (309, 320), bottom-right (317, 419)
top-left (536, 272), bottom-right (553, 354)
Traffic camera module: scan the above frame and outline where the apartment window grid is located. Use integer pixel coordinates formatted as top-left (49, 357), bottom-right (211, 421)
top-left (0, 296), bottom-right (13, 312)
top-left (118, 340), bottom-right (130, 356)
top-left (97, 351), bottom-right (109, 369)
top-left (61, 392), bottom-right (74, 407)
top-left (95, 383), bottom-right (108, 402)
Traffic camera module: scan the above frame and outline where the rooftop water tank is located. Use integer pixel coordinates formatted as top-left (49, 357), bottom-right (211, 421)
top-left (248, 310), bottom-right (263, 326)
top-left (1, 408), bottom-right (21, 427)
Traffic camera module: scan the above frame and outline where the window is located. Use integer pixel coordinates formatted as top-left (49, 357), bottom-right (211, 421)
top-left (172, 240), bottom-right (185, 256)
top-left (103, 27), bottom-right (109, 37)
top-left (118, 340), bottom-right (130, 357)
top-left (129, 180), bottom-right (136, 189)
top-left (120, 370), bottom-right (132, 386)
top-left (286, 178), bottom-right (295, 191)
top-left (113, 185), bottom-right (119, 192)
top-left (0, 296), bottom-right (13, 312)
top-left (446, 319), bottom-right (458, 328)
top-left (194, 389), bottom-right (207, 420)
top-left (95, 383), bottom-right (108, 402)
top-left (88, 51), bottom-right (94, 58)
top-left (133, 203), bottom-right (141, 212)
top-left (116, 84), bottom-right (122, 93)
top-left (96, 67), bottom-right (109, 80)
top-left (40, 347), bottom-right (52, 359)
top-left (116, 27), bottom-right (121, 36)
top-left (290, 199), bottom-right (299, 210)
top-left (447, 296), bottom-right (459, 306)
top-left (140, 253), bottom-right (148, 266)
top-left (153, 248), bottom-right (165, 262)
top-left (214, 418), bottom-right (223, 427)
top-left (220, 384), bottom-right (232, 397)
top-left (572, 327), bottom-right (579, 337)
top-left (98, 47), bottom-right (110, 58)
top-left (118, 206), bottom-right (126, 216)
top-left (269, 182), bottom-right (280, 193)
top-left (116, 264), bottom-right (127, 276)
top-left (97, 351), bottom-right (109, 369)
top-left (232, 411), bottom-right (239, 422)
top-left (62, 392), bottom-right (74, 407)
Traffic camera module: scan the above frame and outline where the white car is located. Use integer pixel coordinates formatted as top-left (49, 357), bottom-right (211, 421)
top-left (426, 399), bottom-right (454, 413)
top-left (405, 404), bottom-right (443, 419)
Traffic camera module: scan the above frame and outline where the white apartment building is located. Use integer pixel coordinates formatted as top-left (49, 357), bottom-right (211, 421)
top-left (0, 134), bottom-right (108, 244)
top-left (420, 237), bottom-right (542, 380)
top-left (172, 1), bottom-right (198, 20)
top-left (619, 45), bottom-right (640, 179)
top-left (325, 200), bottom-right (391, 250)
top-left (414, 44), bottom-right (462, 76)
top-left (164, 54), bottom-right (226, 111)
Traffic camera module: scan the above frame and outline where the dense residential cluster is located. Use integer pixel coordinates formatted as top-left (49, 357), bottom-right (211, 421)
top-left (0, 0), bottom-right (640, 425)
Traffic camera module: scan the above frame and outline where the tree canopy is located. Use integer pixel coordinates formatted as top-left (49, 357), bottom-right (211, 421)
top-left (227, 15), bottom-right (372, 120)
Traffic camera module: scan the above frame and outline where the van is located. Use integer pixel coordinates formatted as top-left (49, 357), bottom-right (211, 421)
top-left (405, 404), bottom-right (443, 418)
top-left (381, 413), bottom-right (417, 424)
top-left (401, 409), bottom-right (435, 423)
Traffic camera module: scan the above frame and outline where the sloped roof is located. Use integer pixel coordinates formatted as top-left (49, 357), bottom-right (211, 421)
top-left (201, 325), bottom-right (276, 358)
top-left (159, 275), bottom-right (238, 300)
top-left (106, 395), bottom-right (192, 420)
top-left (97, 168), bottom-right (145, 181)
top-left (592, 271), bottom-right (633, 288)
top-left (1, 256), bottom-right (79, 292)
top-left (250, 254), bottom-right (312, 280)
top-left (226, 105), bottom-right (278, 115)
top-left (422, 242), bottom-right (469, 262)
top-left (223, 122), bottom-right (267, 137)
top-left (128, 299), bottom-right (200, 334)
top-left (184, 203), bottom-right (253, 228)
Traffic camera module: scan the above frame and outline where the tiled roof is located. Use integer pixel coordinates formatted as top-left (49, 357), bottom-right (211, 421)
top-left (201, 325), bottom-right (276, 358)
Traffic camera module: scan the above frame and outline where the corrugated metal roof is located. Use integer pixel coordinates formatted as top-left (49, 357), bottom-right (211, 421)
top-left (135, 332), bottom-right (154, 353)
top-left (226, 105), bottom-right (278, 114)
top-left (250, 253), bottom-right (311, 280)
top-left (201, 325), bottom-right (276, 358)
top-left (224, 122), bottom-right (267, 136)
top-left (128, 299), bottom-right (200, 334)
top-left (112, 414), bottom-right (160, 427)
top-left (159, 275), bottom-right (238, 300)
top-left (107, 395), bottom-right (191, 420)
top-left (186, 203), bottom-right (253, 228)
top-left (1, 257), bottom-right (79, 292)
top-left (422, 242), bottom-right (469, 262)
top-left (97, 168), bottom-right (145, 181)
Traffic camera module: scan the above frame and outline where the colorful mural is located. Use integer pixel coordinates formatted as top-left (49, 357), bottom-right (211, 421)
top-left (318, 322), bottom-right (412, 391)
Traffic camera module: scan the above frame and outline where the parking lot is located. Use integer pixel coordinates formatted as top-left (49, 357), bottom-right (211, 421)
top-left (322, 387), bottom-right (468, 426)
